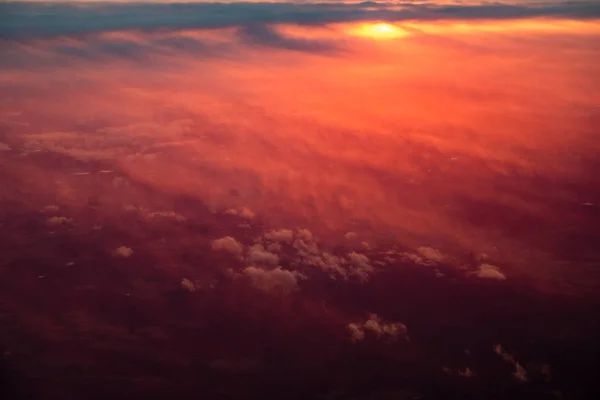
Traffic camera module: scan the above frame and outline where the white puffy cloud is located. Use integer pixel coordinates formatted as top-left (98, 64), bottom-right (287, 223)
top-left (363, 318), bottom-right (383, 335)
top-left (291, 229), bottom-right (321, 262)
top-left (291, 242), bottom-right (374, 281)
top-left (476, 264), bottom-right (506, 280)
top-left (226, 206), bottom-right (256, 219)
top-left (416, 246), bottom-right (445, 262)
top-left (348, 313), bottom-right (408, 343)
top-left (246, 244), bottom-right (279, 266)
top-left (347, 252), bottom-right (370, 268)
top-left (211, 236), bottom-right (244, 257)
top-left (400, 252), bottom-right (424, 264)
top-left (180, 278), bottom-right (196, 292)
top-left (293, 238), bottom-right (319, 255)
top-left (0, 143), bottom-right (11, 151)
top-left (46, 216), bottom-right (73, 226)
top-left (299, 251), bottom-right (348, 280)
top-left (266, 242), bottom-right (282, 253)
top-left (344, 231), bottom-right (357, 240)
top-left (347, 251), bottom-right (373, 282)
top-left (348, 323), bottom-right (365, 343)
top-left (242, 266), bottom-right (305, 294)
top-left (239, 207), bottom-right (256, 219)
top-left (296, 228), bottom-right (314, 242)
top-left (264, 229), bottom-right (294, 243)
top-left (114, 246), bottom-right (134, 258)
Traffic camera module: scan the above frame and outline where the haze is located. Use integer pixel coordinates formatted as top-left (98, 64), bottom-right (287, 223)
top-left (1, 1), bottom-right (599, 399)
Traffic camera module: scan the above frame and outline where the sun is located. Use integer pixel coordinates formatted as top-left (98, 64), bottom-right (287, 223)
top-left (349, 22), bottom-right (408, 39)
top-left (371, 23), bottom-right (397, 35)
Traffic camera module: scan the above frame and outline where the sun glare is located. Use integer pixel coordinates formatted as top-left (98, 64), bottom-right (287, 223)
top-left (350, 22), bottom-right (408, 39)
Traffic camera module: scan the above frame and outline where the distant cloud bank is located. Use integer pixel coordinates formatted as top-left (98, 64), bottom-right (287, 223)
top-left (1, 1), bottom-right (598, 38)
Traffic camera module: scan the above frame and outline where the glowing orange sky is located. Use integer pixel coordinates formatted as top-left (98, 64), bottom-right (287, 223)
top-left (1, 18), bottom-right (599, 291)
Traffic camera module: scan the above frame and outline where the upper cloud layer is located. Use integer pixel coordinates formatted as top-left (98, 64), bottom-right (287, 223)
top-left (1, 1), bottom-right (598, 39)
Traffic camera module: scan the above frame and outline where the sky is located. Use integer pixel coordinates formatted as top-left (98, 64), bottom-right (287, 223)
top-left (1, 1), bottom-right (600, 398)
top-left (1, 0), bottom-right (599, 291)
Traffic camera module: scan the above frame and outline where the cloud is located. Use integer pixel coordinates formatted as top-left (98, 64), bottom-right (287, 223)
top-left (238, 24), bottom-right (340, 53)
top-left (296, 228), bottom-right (314, 243)
top-left (494, 344), bottom-right (528, 382)
top-left (416, 246), bottom-right (445, 263)
top-left (114, 246), bottom-right (134, 258)
top-left (211, 236), bottom-right (244, 257)
top-left (266, 242), bottom-right (282, 253)
top-left (0, 143), bottom-right (11, 151)
top-left (242, 266), bottom-right (305, 294)
top-left (293, 238), bottom-right (320, 255)
top-left (246, 244), bottom-right (280, 266)
top-left (299, 251), bottom-right (348, 280)
top-left (347, 251), bottom-right (374, 282)
top-left (348, 313), bottom-right (409, 343)
top-left (16, 119), bottom-right (196, 161)
top-left (180, 277), bottom-right (196, 292)
top-left (344, 231), bottom-right (357, 240)
top-left (3, 1), bottom-right (597, 297)
top-left (146, 210), bottom-right (186, 221)
top-left (514, 362), bottom-right (528, 382)
top-left (476, 263), bottom-right (507, 280)
top-left (264, 229), bottom-right (294, 243)
top-left (2, 2), bottom-right (599, 39)
top-left (46, 216), bottom-right (73, 226)
top-left (401, 252), bottom-right (425, 264)
top-left (287, 232), bottom-right (375, 282)
top-left (348, 322), bottom-right (365, 343)
top-left (226, 206), bottom-right (256, 219)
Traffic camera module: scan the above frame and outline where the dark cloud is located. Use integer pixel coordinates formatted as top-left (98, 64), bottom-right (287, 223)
top-left (1, 1), bottom-right (598, 39)
top-left (0, 35), bottom-right (221, 69)
top-left (238, 24), bottom-right (340, 53)
top-left (54, 38), bottom-right (155, 61)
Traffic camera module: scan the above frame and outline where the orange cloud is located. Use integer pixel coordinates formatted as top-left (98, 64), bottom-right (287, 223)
top-left (2, 16), bottom-right (599, 292)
